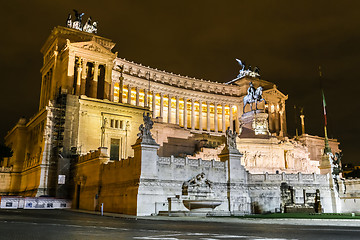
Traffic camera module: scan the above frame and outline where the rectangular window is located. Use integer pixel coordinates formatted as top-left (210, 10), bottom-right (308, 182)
top-left (115, 120), bottom-right (119, 128)
top-left (110, 119), bottom-right (114, 128)
top-left (110, 138), bottom-right (120, 160)
top-left (120, 120), bottom-right (123, 129)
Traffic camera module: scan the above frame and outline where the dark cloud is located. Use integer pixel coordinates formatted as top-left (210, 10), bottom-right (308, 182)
top-left (1, 0), bottom-right (359, 164)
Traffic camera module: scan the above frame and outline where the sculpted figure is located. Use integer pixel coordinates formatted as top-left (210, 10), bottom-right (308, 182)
top-left (247, 82), bottom-right (256, 100)
top-left (73, 9), bottom-right (84, 23)
top-left (66, 14), bottom-right (72, 28)
top-left (225, 127), bottom-right (238, 150)
top-left (72, 10), bottom-right (84, 30)
top-left (82, 17), bottom-right (93, 33)
top-left (330, 152), bottom-right (343, 193)
top-left (236, 59), bottom-right (260, 78)
top-left (137, 112), bottom-right (156, 144)
top-left (243, 82), bottom-right (266, 112)
top-left (92, 21), bottom-right (98, 34)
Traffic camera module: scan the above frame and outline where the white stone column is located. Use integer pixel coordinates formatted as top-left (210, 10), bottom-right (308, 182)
top-left (236, 104), bottom-right (241, 133)
top-left (144, 90), bottom-right (148, 107)
top-left (92, 62), bottom-right (99, 98)
top-left (168, 95), bottom-right (172, 123)
top-left (183, 97), bottom-right (188, 129)
top-left (160, 93), bottom-right (164, 120)
top-left (191, 99), bottom-right (195, 130)
top-left (222, 103), bottom-right (226, 132)
top-left (229, 104), bottom-right (233, 131)
top-left (152, 92), bottom-right (156, 118)
top-left (214, 103), bottom-right (218, 133)
top-left (199, 101), bottom-right (203, 131)
top-left (110, 81), bottom-right (115, 102)
top-left (136, 87), bottom-right (140, 106)
top-left (75, 61), bottom-right (82, 96)
top-left (176, 96), bottom-right (180, 125)
top-left (275, 107), bottom-right (280, 135)
top-left (207, 102), bottom-right (211, 132)
top-left (80, 59), bottom-right (87, 95)
top-left (280, 111), bottom-right (284, 137)
top-left (127, 85), bottom-right (132, 104)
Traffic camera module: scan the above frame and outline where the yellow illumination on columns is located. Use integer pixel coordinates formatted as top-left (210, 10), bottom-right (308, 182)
top-left (152, 92), bottom-right (156, 118)
top-left (160, 93), bottom-right (164, 120)
top-left (168, 95), bottom-right (172, 123)
top-left (135, 87), bottom-right (140, 106)
top-left (229, 104), bottom-right (233, 131)
top-left (144, 90), bottom-right (148, 107)
top-left (176, 96), bottom-right (180, 125)
top-left (206, 102), bottom-right (211, 132)
top-left (127, 85), bottom-right (132, 104)
top-left (199, 101), bottom-right (203, 131)
top-left (183, 98), bottom-right (188, 129)
top-left (191, 99), bottom-right (195, 130)
top-left (214, 103), bottom-right (218, 133)
top-left (222, 104), bottom-right (226, 132)
top-left (114, 82), bottom-right (120, 102)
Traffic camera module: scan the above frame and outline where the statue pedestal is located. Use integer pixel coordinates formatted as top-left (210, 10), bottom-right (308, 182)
top-left (240, 110), bottom-right (269, 136)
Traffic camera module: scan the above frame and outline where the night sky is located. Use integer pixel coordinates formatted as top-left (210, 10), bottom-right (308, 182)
top-left (1, 1), bottom-right (359, 164)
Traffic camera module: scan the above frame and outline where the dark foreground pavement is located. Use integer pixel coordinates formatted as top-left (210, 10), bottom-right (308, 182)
top-left (0, 209), bottom-right (360, 240)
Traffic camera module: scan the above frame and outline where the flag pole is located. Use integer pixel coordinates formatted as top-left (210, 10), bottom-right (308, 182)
top-left (319, 66), bottom-right (331, 154)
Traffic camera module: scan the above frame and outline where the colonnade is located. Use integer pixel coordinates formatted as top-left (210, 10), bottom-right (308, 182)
top-left (118, 85), bottom-right (243, 134)
top-left (73, 57), bottom-right (111, 100)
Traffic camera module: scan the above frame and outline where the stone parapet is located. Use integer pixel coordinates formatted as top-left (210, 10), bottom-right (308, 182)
top-left (0, 166), bottom-right (13, 172)
top-left (114, 58), bottom-right (242, 97)
top-left (249, 172), bottom-right (328, 183)
top-left (158, 156), bottom-right (225, 169)
top-left (77, 147), bottom-right (109, 164)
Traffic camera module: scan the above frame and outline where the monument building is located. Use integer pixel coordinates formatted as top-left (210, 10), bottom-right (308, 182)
top-left (2, 13), bottom-right (357, 216)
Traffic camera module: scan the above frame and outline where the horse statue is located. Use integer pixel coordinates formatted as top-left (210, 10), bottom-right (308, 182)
top-left (243, 85), bottom-right (266, 112)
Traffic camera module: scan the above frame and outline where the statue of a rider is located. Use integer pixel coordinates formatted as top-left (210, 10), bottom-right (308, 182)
top-left (247, 82), bottom-right (256, 101)
top-left (243, 82), bottom-right (266, 112)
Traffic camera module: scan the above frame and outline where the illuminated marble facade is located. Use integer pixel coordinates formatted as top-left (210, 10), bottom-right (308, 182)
top-left (2, 25), bottom-right (340, 199)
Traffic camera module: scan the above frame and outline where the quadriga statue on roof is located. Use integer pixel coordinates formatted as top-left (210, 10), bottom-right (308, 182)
top-left (66, 10), bottom-right (98, 34)
top-left (236, 59), bottom-right (260, 79)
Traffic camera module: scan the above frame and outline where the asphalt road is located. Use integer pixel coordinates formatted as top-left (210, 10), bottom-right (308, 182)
top-left (0, 209), bottom-right (360, 240)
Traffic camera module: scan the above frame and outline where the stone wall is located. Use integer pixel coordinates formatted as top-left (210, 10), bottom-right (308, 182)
top-left (0, 167), bottom-right (12, 194)
top-left (248, 172), bottom-right (333, 213)
top-left (74, 147), bottom-right (141, 215)
top-left (73, 142), bottom-right (360, 216)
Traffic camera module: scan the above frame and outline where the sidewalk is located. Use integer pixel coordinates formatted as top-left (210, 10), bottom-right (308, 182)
top-left (67, 209), bottom-right (360, 227)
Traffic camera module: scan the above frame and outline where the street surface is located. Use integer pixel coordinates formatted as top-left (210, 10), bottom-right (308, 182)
top-left (0, 209), bottom-right (360, 239)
